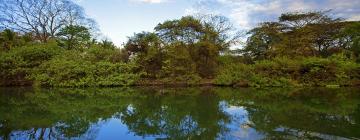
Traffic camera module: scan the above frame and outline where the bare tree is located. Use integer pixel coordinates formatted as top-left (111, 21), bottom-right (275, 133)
top-left (0, 0), bottom-right (96, 42)
top-left (196, 14), bottom-right (243, 49)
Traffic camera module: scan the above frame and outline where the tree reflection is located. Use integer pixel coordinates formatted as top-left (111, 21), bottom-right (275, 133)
top-left (118, 89), bottom-right (231, 139)
top-left (0, 87), bottom-right (360, 139)
top-left (0, 88), bottom-right (131, 139)
top-left (216, 88), bottom-right (360, 139)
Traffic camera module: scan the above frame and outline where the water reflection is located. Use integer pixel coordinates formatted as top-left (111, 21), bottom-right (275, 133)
top-left (0, 87), bottom-right (359, 140)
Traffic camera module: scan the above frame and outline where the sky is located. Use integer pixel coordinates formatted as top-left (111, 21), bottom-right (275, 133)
top-left (75, 0), bottom-right (360, 47)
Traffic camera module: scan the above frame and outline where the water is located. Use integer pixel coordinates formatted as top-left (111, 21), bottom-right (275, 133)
top-left (0, 87), bottom-right (359, 140)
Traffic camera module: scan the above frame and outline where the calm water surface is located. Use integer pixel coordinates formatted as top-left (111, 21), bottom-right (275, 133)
top-left (0, 87), bottom-right (359, 140)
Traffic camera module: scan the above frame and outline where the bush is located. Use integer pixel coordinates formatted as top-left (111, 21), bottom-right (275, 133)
top-left (300, 57), bottom-right (333, 86)
top-left (85, 46), bottom-right (128, 63)
top-left (94, 61), bottom-right (139, 86)
top-left (215, 55), bottom-right (360, 87)
top-left (215, 63), bottom-right (253, 86)
top-left (254, 57), bottom-right (300, 77)
top-left (31, 51), bottom-right (139, 87)
top-left (329, 54), bottom-right (360, 85)
top-left (299, 56), bottom-right (360, 86)
top-left (0, 41), bottom-right (62, 86)
top-left (249, 75), bottom-right (296, 87)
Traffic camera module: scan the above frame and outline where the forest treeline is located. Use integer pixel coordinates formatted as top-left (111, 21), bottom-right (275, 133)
top-left (0, 0), bottom-right (359, 87)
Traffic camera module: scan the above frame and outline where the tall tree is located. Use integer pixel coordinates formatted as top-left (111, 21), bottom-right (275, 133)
top-left (279, 11), bottom-right (338, 29)
top-left (0, 0), bottom-right (96, 42)
top-left (244, 22), bottom-right (284, 59)
top-left (154, 15), bottom-right (239, 78)
top-left (243, 11), bottom-right (349, 59)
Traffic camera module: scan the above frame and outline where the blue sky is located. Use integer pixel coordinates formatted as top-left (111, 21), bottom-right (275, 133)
top-left (76, 0), bottom-right (360, 46)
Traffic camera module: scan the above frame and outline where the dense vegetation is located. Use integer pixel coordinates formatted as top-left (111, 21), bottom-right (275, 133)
top-left (0, 0), bottom-right (359, 87)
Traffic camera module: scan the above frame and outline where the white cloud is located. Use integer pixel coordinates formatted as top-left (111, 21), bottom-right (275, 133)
top-left (348, 15), bottom-right (360, 21)
top-left (130, 0), bottom-right (168, 4)
top-left (193, 0), bottom-right (360, 30)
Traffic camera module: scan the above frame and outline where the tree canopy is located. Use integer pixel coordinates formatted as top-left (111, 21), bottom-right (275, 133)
top-left (243, 11), bottom-right (359, 59)
top-left (0, 0), bottom-right (97, 42)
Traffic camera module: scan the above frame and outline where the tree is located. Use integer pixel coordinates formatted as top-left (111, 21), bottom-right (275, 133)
top-left (0, 29), bottom-right (18, 50)
top-left (125, 32), bottom-right (163, 78)
top-left (154, 15), bottom-right (239, 78)
top-left (0, 0), bottom-right (96, 42)
top-left (155, 16), bottom-right (204, 45)
top-left (0, 29), bottom-right (33, 51)
top-left (197, 14), bottom-right (241, 51)
top-left (279, 11), bottom-right (338, 29)
top-left (155, 15), bottom-right (239, 50)
top-left (192, 41), bottom-right (219, 77)
top-left (125, 32), bottom-right (162, 54)
top-left (161, 42), bottom-right (199, 81)
top-left (243, 22), bottom-right (284, 59)
top-left (279, 11), bottom-right (343, 56)
top-left (243, 11), bottom-right (348, 59)
top-left (341, 22), bottom-right (360, 61)
top-left (57, 25), bottom-right (90, 49)
top-left (98, 39), bottom-right (116, 49)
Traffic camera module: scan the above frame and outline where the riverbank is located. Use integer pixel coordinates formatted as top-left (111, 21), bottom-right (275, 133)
top-left (135, 79), bottom-right (360, 88)
top-left (3, 79), bottom-right (360, 88)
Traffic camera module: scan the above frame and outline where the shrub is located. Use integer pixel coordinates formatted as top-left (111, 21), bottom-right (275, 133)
top-left (249, 75), bottom-right (296, 87)
top-left (31, 57), bottom-right (94, 87)
top-left (215, 55), bottom-right (360, 87)
top-left (215, 63), bottom-right (254, 86)
top-left (94, 61), bottom-right (139, 86)
top-left (85, 46), bottom-right (128, 63)
top-left (300, 57), bottom-right (345, 86)
top-left (330, 54), bottom-right (360, 85)
top-left (0, 41), bottom-right (62, 86)
top-left (254, 57), bottom-right (301, 78)
top-left (31, 52), bottom-right (139, 87)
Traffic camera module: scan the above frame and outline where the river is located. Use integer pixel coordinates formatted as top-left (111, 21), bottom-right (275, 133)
top-left (0, 87), bottom-right (359, 140)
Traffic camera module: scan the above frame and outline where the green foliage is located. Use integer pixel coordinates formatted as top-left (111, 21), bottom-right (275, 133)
top-left (0, 41), bottom-right (62, 86)
top-left (30, 50), bottom-right (139, 87)
top-left (215, 63), bottom-right (253, 86)
top-left (125, 32), bottom-right (163, 78)
top-left (191, 41), bottom-right (219, 78)
top-left (98, 39), bottom-right (117, 49)
top-left (57, 25), bottom-right (91, 49)
top-left (0, 30), bottom-right (136, 87)
top-left (155, 16), bottom-right (204, 45)
top-left (341, 22), bottom-right (360, 61)
top-left (300, 57), bottom-right (335, 86)
top-left (244, 22), bottom-right (283, 59)
top-left (243, 11), bottom-right (356, 59)
top-left (215, 56), bottom-right (360, 87)
top-left (0, 29), bottom-right (33, 51)
top-left (125, 15), bottom-right (237, 79)
top-left (85, 46), bottom-right (128, 63)
top-left (300, 55), bottom-right (360, 86)
top-left (161, 42), bottom-right (201, 84)
top-left (1, 11), bottom-right (360, 87)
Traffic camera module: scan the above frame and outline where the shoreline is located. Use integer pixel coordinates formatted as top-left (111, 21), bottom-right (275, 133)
top-left (1, 79), bottom-right (360, 88)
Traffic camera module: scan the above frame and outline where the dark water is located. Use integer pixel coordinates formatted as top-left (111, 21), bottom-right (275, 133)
top-left (0, 87), bottom-right (360, 140)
